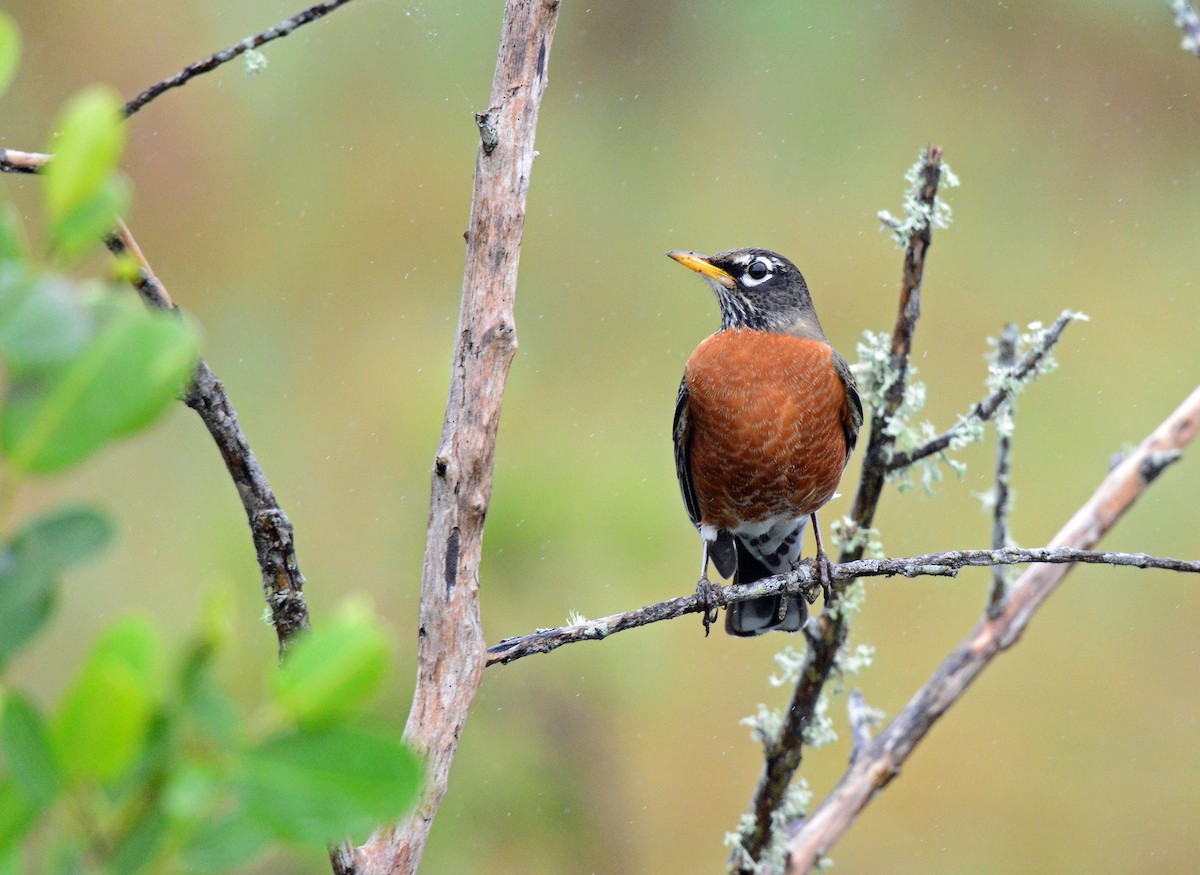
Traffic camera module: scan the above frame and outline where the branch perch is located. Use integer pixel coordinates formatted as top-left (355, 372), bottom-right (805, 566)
top-left (785, 383), bottom-right (1200, 873)
top-left (335, 2), bottom-right (560, 872)
top-left (485, 545), bottom-right (1197, 666)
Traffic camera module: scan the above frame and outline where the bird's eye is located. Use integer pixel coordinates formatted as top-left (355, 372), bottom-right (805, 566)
top-left (747, 259), bottom-right (770, 281)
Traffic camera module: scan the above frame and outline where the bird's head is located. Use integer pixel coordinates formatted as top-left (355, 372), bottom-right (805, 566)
top-left (667, 247), bottom-right (824, 338)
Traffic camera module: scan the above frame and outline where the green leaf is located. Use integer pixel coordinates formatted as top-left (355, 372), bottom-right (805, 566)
top-left (48, 174), bottom-right (131, 262)
top-left (54, 618), bottom-right (161, 784)
top-left (180, 806), bottom-right (272, 874)
top-left (0, 783), bottom-right (37, 855)
top-left (274, 601), bottom-right (391, 727)
top-left (242, 726), bottom-right (422, 846)
top-left (0, 275), bottom-right (95, 373)
top-left (105, 804), bottom-right (167, 875)
top-left (0, 842), bottom-right (21, 875)
top-left (0, 694), bottom-right (61, 810)
top-left (1, 292), bottom-right (197, 476)
top-left (11, 505), bottom-right (113, 570)
top-left (42, 87), bottom-right (125, 231)
top-left (0, 13), bottom-right (20, 99)
top-left (0, 203), bottom-right (25, 263)
top-left (0, 506), bottom-right (113, 670)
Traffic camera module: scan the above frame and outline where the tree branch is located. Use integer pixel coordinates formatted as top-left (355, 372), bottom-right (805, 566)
top-left (0, 148), bottom-right (51, 174)
top-left (732, 146), bottom-right (950, 872)
top-left (484, 545), bottom-right (1197, 667)
top-left (104, 221), bottom-right (310, 653)
top-left (987, 322), bottom-right (1017, 617)
top-left (785, 383), bottom-right (1200, 873)
top-left (335, 2), bottom-right (560, 872)
top-left (885, 311), bottom-right (1079, 472)
top-left (121, 0), bottom-right (359, 118)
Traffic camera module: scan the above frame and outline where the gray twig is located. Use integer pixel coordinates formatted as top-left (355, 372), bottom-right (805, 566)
top-left (122, 0), bottom-right (358, 117)
top-left (987, 322), bottom-right (1017, 617)
top-left (105, 222), bottom-right (310, 653)
top-left (846, 690), bottom-right (884, 764)
top-left (885, 311), bottom-right (1078, 472)
top-left (484, 547), bottom-right (1200, 667)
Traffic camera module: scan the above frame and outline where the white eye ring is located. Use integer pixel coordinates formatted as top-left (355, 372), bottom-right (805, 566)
top-left (745, 259), bottom-right (771, 283)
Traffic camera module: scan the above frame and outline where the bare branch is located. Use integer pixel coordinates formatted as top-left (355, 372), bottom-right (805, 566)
top-left (336, 2), bottom-right (561, 873)
top-left (785, 384), bottom-right (1200, 874)
top-left (484, 546), bottom-right (1198, 667)
top-left (987, 322), bottom-right (1017, 617)
top-left (104, 223), bottom-right (310, 652)
top-left (122, 0), bottom-right (359, 118)
top-left (0, 148), bottom-right (50, 174)
top-left (885, 311), bottom-right (1080, 472)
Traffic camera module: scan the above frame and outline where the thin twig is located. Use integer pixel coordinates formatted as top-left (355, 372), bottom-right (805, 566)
top-left (786, 383), bottom-right (1200, 873)
top-left (988, 322), bottom-right (1017, 617)
top-left (335, 3), bottom-right (561, 873)
top-left (886, 311), bottom-right (1080, 472)
top-left (483, 545), bottom-right (1198, 666)
top-left (1168, 0), bottom-right (1200, 58)
top-left (846, 691), bottom-right (883, 764)
top-left (104, 223), bottom-right (310, 652)
top-left (0, 148), bottom-right (51, 174)
top-left (121, 0), bottom-right (359, 117)
top-left (732, 146), bottom-right (949, 873)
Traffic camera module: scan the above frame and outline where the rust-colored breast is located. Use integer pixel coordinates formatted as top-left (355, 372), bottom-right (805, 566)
top-left (683, 329), bottom-right (850, 531)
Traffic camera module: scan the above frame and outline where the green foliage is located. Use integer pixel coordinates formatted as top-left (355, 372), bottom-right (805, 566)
top-left (0, 289), bottom-right (198, 476)
top-left (0, 506), bottom-right (113, 671)
top-left (0, 13), bottom-right (19, 98)
top-left (42, 86), bottom-right (130, 261)
top-left (0, 25), bottom-right (421, 872)
top-left (275, 600), bottom-right (391, 727)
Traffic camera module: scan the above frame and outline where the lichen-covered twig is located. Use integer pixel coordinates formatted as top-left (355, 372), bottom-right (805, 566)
top-left (885, 311), bottom-right (1080, 472)
top-left (785, 384), bottom-right (1200, 873)
top-left (333, 3), bottom-right (560, 874)
top-left (987, 322), bottom-right (1017, 617)
top-left (121, 0), bottom-right (359, 117)
top-left (105, 222), bottom-right (310, 652)
top-left (1168, 0), bottom-right (1200, 58)
top-left (483, 546), bottom-right (1198, 667)
top-left (731, 146), bottom-right (951, 873)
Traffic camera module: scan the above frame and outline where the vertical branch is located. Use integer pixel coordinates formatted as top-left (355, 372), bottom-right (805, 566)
top-left (732, 147), bottom-right (948, 873)
top-left (987, 323), bottom-right (1017, 618)
top-left (339, 2), bottom-right (560, 873)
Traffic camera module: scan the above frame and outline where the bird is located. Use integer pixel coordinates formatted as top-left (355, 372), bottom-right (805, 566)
top-left (668, 247), bottom-right (862, 636)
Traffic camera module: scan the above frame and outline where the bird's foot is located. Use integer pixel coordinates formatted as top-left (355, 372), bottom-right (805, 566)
top-left (695, 575), bottom-right (726, 636)
top-left (815, 548), bottom-right (836, 606)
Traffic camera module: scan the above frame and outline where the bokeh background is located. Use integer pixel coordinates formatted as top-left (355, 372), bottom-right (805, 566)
top-left (3, 1), bottom-right (1200, 872)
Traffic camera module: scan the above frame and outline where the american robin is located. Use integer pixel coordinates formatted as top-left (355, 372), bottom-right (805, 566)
top-left (668, 248), bottom-right (862, 636)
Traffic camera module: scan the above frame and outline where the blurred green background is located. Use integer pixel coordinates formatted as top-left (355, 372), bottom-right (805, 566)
top-left (4, 1), bottom-right (1200, 872)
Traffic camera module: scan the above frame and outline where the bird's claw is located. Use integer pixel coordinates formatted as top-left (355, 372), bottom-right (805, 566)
top-left (695, 575), bottom-right (726, 636)
top-left (816, 549), bottom-right (836, 606)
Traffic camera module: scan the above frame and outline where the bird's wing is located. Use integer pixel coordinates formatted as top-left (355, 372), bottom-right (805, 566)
top-left (674, 373), bottom-right (737, 578)
top-left (832, 349), bottom-right (863, 460)
top-left (672, 375), bottom-right (701, 528)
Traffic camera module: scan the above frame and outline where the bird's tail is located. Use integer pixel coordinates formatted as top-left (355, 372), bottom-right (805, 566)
top-left (724, 538), bottom-right (806, 636)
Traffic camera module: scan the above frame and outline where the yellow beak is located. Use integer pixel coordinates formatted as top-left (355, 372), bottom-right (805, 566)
top-left (667, 250), bottom-right (735, 289)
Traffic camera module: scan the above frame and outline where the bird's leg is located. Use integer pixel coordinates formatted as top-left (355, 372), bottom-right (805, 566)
top-left (810, 511), bottom-right (835, 605)
top-left (696, 539), bottom-right (725, 636)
